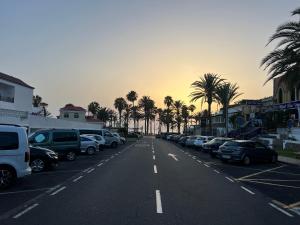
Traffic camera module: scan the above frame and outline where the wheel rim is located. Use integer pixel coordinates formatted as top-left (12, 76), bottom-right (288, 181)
top-left (67, 152), bottom-right (75, 160)
top-left (87, 148), bottom-right (95, 155)
top-left (244, 156), bottom-right (250, 165)
top-left (0, 169), bottom-right (13, 188)
top-left (31, 159), bottom-right (45, 172)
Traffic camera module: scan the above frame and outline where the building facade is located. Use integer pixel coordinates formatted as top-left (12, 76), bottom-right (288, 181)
top-left (59, 104), bottom-right (86, 122)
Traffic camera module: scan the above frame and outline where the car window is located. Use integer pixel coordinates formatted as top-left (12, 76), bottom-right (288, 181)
top-left (31, 132), bottom-right (49, 144)
top-left (0, 132), bottom-right (19, 150)
top-left (80, 137), bottom-right (90, 141)
top-left (255, 142), bottom-right (267, 150)
top-left (53, 132), bottom-right (78, 142)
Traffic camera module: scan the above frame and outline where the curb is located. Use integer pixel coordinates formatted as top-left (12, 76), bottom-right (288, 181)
top-left (278, 156), bottom-right (300, 166)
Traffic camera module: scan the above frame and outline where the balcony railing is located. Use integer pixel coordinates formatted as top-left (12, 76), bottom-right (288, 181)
top-left (0, 96), bottom-right (14, 103)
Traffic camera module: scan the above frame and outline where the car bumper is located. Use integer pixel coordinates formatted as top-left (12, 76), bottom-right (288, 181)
top-left (220, 154), bottom-right (243, 161)
top-left (17, 167), bottom-right (32, 178)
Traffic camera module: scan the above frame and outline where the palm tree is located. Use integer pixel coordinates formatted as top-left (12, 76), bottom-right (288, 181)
top-left (114, 97), bottom-right (127, 127)
top-left (173, 100), bottom-right (183, 133)
top-left (188, 104), bottom-right (196, 125)
top-left (156, 108), bottom-right (163, 134)
top-left (190, 73), bottom-right (224, 135)
top-left (32, 95), bottom-right (42, 107)
top-left (138, 96), bottom-right (155, 135)
top-left (126, 91), bottom-right (138, 130)
top-left (214, 82), bottom-right (242, 136)
top-left (88, 101), bottom-right (100, 117)
top-left (123, 104), bottom-right (132, 133)
top-left (107, 109), bottom-right (116, 127)
top-left (164, 96), bottom-right (174, 133)
top-left (261, 7), bottom-right (300, 85)
top-left (97, 107), bottom-right (110, 125)
top-left (181, 105), bottom-right (189, 134)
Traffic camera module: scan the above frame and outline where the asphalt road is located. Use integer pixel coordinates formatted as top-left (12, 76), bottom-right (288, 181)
top-left (1, 137), bottom-right (299, 225)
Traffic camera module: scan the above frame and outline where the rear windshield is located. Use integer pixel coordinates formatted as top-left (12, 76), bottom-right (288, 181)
top-left (0, 132), bottom-right (19, 150)
top-left (223, 141), bottom-right (239, 147)
top-left (53, 132), bottom-right (78, 142)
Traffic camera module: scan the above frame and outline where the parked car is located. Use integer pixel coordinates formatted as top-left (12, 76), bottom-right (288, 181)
top-left (203, 137), bottom-right (232, 157)
top-left (30, 146), bottom-right (58, 172)
top-left (185, 136), bottom-right (197, 147)
top-left (78, 129), bottom-right (119, 148)
top-left (194, 136), bottom-right (214, 150)
top-left (28, 129), bottom-right (80, 161)
top-left (112, 132), bottom-right (126, 144)
top-left (0, 124), bottom-right (31, 189)
top-left (84, 134), bottom-right (105, 150)
top-left (178, 136), bottom-right (189, 146)
top-left (80, 135), bottom-right (98, 155)
top-left (218, 140), bottom-right (278, 165)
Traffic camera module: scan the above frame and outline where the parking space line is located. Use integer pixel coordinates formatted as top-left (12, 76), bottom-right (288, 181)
top-left (154, 165), bottom-right (158, 174)
top-left (204, 164), bottom-right (210, 168)
top-left (214, 169), bottom-right (220, 174)
top-left (155, 190), bottom-right (163, 214)
top-left (97, 163), bottom-right (103, 167)
top-left (269, 203), bottom-right (294, 217)
top-left (225, 177), bottom-right (235, 182)
top-left (13, 203), bottom-right (39, 219)
top-left (197, 160), bottom-right (202, 163)
top-left (241, 179), bottom-right (300, 189)
top-left (50, 186), bottom-right (66, 196)
top-left (237, 165), bottom-right (285, 180)
top-left (83, 167), bottom-right (92, 173)
top-left (288, 201), bottom-right (300, 209)
top-left (0, 188), bottom-right (51, 195)
top-left (73, 176), bottom-right (83, 182)
top-left (192, 156), bottom-right (196, 159)
top-left (87, 168), bottom-right (95, 173)
top-left (241, 186), bottom-right (255, 195)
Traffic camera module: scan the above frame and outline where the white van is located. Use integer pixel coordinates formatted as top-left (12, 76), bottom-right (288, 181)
top-left (0, 125), bottom-right (31, 189)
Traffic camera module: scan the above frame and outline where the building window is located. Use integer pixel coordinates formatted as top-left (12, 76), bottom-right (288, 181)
top-left (278, 88), bottom-right (283, 103)
top-left (74, 113), bottom-right (79, 118)
top-left (64, 113), bottom-right (69, 118)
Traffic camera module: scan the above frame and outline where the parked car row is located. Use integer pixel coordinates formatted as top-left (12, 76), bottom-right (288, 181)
top-left (0, 124), bottom-right (127, 189)
top-left (160, 133), bottom-right (278, 166)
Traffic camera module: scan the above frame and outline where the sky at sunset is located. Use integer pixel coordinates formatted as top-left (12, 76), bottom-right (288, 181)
top-left (0, 0), bottom-right (299, 116)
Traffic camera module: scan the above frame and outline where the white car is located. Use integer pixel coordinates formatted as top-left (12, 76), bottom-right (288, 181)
top-left (0, 124), bottom-right (31, 189)
top-left (194, 136), bottom-right (214, 149)
top-left (83, 134), bottom-right (105, 150)
top-left (80, 135), bottom-right (99, 155)
top-left (112, 132), bottom-right (126, 144)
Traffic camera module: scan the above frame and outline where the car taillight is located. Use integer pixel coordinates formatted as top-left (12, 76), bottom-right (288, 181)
top-left (25, 151), bottom-right (30, 162)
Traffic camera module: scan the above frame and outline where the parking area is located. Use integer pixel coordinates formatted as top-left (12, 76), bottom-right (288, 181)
top-left (173, 142), bottom-right (300, 216)
top-left (0, 142), bottom-right (133, 219)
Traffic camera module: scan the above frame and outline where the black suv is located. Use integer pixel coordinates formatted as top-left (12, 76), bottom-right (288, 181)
top-left (202, 138), bottom-right (232, 157)
top-left (218, 140), bottom-right (278, 165)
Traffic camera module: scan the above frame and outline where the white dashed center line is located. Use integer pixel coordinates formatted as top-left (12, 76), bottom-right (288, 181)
top-left (155, 190), bottom-right (163, 214)
top-left (197, 160), bottom-right (202, 163)
top-left (214, 169), bottom-right (220, 174)
top-left (50, 186), bottom-right (66, 196)
top-left (97, 163), bottom-right (103, 167)
top-left (87, 168), bottom-right (95, 173)
top-left (225, 177), bottom-right (235, 182)
top-left (241, 186), bottom-right (255, 195)
top-left (153, 155), bottom-right (156, 160)
top-left (73, 176), bottom-right (83, 182)
top-left (204, 164), bottom-right (210, 167)
top-left (13, 203), bottom-right (39, 219)
top-left (154, 165), bottom-right (158, 174)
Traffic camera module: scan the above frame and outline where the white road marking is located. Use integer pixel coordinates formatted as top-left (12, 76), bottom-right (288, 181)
top-left (13, 203), bottom-right (39, 219)
top-left (156, 190), bottom-right (163, 213)
top-left (154, 165), bottom-right (158, 174)
top-left (237, 165), bottom-right (285, 180)
top-left (83, 167), bottom-right (92, 173)
top-left (214, 169), bottom-right (220, 174)
top-left (97, 163), bottom-right (103, 167)
top-left (50, 186), bottom-right (66, 196)
top-left (225, 177), bottom-right (235, 182)
top-left (110, 156), bottom-right (114, 159)
top-left (73, 176), bottom-right (83, 182)
top-left (192, 156), bottom-right (196, 159)
top-left (0, 188), bottom-right (51, 195)
top-left (168, 153), bottom-right (178, 161)
top-left (204, 164), bottom-right (210, 167)
top-left (87, 168), bottom-right (95, 173)
top-left (153, 155), bottom-right (156, 160)
top-left (105, 159), bottom-right (109, 162)
top-left (241, 186), bottom-right (255, 195)
top-left (269, 203), bottom-right (294, 217)
top-left (118, 151), bottom-right (121, 153)
top-left (152, 150), bottom-right (155, 154)
top-left (197, 160), bottom-right (202, 163)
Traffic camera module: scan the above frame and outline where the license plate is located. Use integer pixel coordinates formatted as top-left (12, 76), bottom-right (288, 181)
top-left (222, 155), bottom-right (231, 159)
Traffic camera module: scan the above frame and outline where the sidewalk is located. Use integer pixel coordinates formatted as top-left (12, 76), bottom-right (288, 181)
top-left (278, 156), bottom-right (300, 166)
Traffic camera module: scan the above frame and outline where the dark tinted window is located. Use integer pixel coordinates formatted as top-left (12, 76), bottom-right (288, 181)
top-left (79, 130), bottom-right (102, 136)
top-left (255, 142), bottom-right (267, 149)
top-left (223, 141), bottom-right (239, 147)
top-left (0, 132), bottom-right (19, 150)
top-left (80, 136), bottom-right (90, 141)
top-left (53, 132), bottom-right (78, 142)
top-left (240, 142), bottom-right (255, 148)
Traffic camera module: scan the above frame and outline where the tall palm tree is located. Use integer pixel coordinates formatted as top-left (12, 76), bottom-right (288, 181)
top-left (139, 96), bottom-right (155, 135)
top-left (126, 91), bottom-right (138, 130)
top-left (188, 104), bottom-right (196, 125)
top-left (123, 104), bottom-right (132, 133)
top-left (32, 95), bottom-right (42, 107)
top-left (97, 107), bottom-right (110, 125)
top-left (261, 7), bottom-right (300, 85)
top-left (164, 96), bottom-right (174, 133)
top-left (190, 73), bottom-right (224, 135)
top-left (114, 97), bottom-right (127, 127)
top-left (107, 109), bottom-right (116, 127)
top-left (181, 105), bottom-right (189, 134)
top-left (214, 82), bottom-right (242, 136)
top-left (88, 101), bottom-right (100, 117)
top-left (173, 100), bottom-right (183, 133)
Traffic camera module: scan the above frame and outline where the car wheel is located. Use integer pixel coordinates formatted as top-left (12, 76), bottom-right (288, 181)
top-left (270, 155), bottom-right (277, 163)
top-left (111, 142), bottom-right (118, 148)
top-left (66, 151), bottom-right (76, 161)
top-left (0, 167), bottom-right (16, 189)
top-left (87, 147), bottom-right (96, 155)
top-left (30, 159), bottom-right (46, 172)
top-left (243, 155), bottom-right (251, 166)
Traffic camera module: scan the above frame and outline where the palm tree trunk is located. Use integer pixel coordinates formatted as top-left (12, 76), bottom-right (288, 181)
top-left (208, 102), bottom-right (212, 135)
top-left (144, 118), bottom-right (147, 135)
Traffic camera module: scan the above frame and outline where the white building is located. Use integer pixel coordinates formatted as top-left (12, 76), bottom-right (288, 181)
top-left (59, 104), bottom-right (86, 122)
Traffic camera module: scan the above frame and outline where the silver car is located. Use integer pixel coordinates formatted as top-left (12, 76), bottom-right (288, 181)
top-left (84, 134), bottom-right (105, 151)
top-left (80, 135), bottom-right (99, 155)
top-left (112, 132), bottom-right (126, 144)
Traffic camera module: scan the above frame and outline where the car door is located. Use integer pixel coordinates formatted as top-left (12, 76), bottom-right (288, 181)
top-left (103, 131), bottom-right (113, 145)
top-left (254, 142), bottom-right (269, 162)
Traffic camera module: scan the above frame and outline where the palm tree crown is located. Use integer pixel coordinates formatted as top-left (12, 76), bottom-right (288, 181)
top-left (114, 97), bottom-right (127, 127)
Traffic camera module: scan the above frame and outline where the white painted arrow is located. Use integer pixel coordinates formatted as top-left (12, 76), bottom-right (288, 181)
top-left (168, 153), bottom-right (178, 161)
